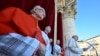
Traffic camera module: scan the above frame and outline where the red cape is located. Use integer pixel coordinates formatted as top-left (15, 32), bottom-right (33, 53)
top-left (0, 7), bottom-right (46, 45)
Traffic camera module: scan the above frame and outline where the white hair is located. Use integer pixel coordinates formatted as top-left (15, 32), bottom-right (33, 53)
top-left (30, 5), bottom-right (46, 17)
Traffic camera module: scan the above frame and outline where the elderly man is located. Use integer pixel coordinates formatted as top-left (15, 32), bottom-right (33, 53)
top-left (53, 40), bottom-right (62, 56)
top-left (0, 5), bottom-right (46, 56)
top-left (41, 26), bottom-right (53, 56)
top-left (65, 35), bottom-right (88, 56)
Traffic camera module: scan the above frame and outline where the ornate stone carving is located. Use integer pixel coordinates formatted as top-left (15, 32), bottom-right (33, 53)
top-left (57, 0), bottom-right (65, 13)
top-left (64, 0), bottom-right (76, 18)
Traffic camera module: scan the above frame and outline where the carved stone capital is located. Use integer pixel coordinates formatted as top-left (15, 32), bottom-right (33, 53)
top-left (63, 0), bottom-right (77, 18)
top-left (57, 0), bottom-right (65, 14)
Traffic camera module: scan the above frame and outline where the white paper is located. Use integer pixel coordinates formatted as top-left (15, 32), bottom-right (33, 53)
top-left (87, 43), bottom-right (94, 50)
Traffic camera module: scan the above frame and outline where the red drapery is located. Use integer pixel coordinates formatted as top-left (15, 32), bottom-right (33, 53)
top-left (57, 12), bottom-right (65, 56)
top-left (57, 12), bottom-right (63, 47)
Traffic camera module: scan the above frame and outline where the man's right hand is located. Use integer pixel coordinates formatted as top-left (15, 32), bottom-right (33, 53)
top-left (83, 48), bottom-right (88, 51)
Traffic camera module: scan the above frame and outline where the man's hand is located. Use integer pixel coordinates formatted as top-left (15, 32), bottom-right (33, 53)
top-left (83, 48), bottom-right (88, 51)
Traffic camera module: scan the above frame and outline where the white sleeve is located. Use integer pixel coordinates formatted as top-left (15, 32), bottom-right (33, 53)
top-left (68, 38), bottom-right (83, 54)
top-left (41, 31), bottom-right (50, 44)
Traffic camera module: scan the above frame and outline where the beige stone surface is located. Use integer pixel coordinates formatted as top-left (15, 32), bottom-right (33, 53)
top-left (79, 36), bottom-right (100, 56)
top-left (57, 0), bottom-right (77, 49)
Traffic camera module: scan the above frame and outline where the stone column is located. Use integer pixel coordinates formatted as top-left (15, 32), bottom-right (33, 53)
top-left (63, 0), bottom-right (77, 48)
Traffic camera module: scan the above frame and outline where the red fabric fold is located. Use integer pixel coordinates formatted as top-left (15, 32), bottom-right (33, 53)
top-left (0, 7), bottom-right (46, 45)
top-left (57, 12), bottom-right (63, 47)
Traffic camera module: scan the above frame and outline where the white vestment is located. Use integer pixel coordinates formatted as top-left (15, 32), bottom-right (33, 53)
top-left (65, 38), bottom-right (83, 56)
top-left (53, 44), bottom-right (61, 56)
top-left (41, 31), bottom-right (52, 56)
top-left (0, 33), bottom-right (40, 56)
